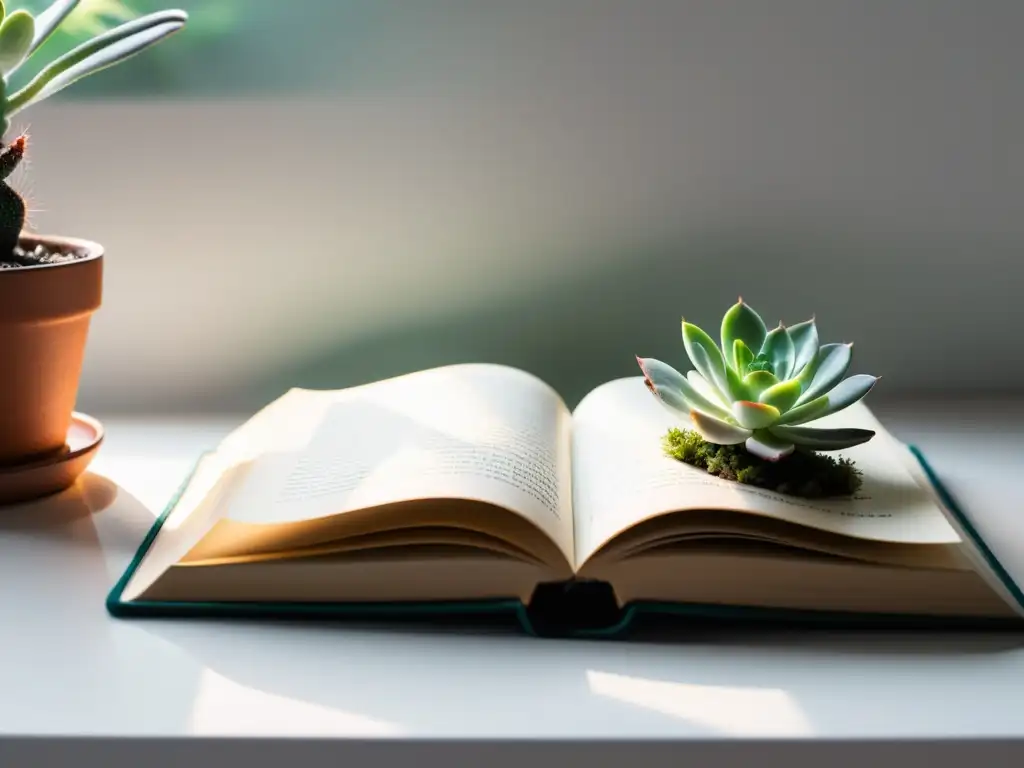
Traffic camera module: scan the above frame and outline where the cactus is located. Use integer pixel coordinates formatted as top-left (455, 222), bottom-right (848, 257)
top-left (0, 1), bottom-right (187, 258)
top-left (637, 298), bottom-right (880, 462)
top-left (0, 131), bottom-right (25, 256)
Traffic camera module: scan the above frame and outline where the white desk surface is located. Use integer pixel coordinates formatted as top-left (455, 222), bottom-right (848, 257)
top-left (2, 401), bottom-right (1024, 766)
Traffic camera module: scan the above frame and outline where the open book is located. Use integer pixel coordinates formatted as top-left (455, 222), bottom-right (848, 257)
top-left (108, 364), bottom-right (1024, 635)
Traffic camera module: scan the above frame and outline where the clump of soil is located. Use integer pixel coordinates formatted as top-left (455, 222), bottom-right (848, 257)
top-left (662, 427), bottom-right (863, 498)
top-left (1, 242), bottom-right (89, 269)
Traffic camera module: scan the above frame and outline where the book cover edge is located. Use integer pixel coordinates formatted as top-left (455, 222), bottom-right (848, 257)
top-left (908, 443), bottom-right (1024, 614)
top-left (104, 454), bottom-right (532, 630)
top-left (104, 444), bottom-right (1023, 634)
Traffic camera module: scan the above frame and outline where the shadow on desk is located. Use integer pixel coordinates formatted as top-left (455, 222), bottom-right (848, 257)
top-left (0, 472), bottom-right (212, 737)
top-left (0, 471), bottom-right (165, 571)
top-left (0, 472), bottom-right (119, 529)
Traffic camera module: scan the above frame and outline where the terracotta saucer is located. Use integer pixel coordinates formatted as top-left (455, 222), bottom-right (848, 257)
top-left (0, 413), bottom-right (104, 506)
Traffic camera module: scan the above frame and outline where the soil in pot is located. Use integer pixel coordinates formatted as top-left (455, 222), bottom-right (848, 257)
top-left (1, 241), bottom-right (91, 269)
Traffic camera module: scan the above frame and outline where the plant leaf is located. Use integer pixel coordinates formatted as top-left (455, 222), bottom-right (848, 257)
top-left (5, 10), bottom-right (188, 116)
top-left (637, 358), bottom-right (689, 419)
top-left (768, 424), bottom-right (875, 451)
top-left (742, 370), bottom-right (778, 399)
top-left (787, 317), bottom-right (818, 376)
top-left (772, 395), bottom-right (829, 426)
top-left (682, 321), bottom-right (731, 400)
top-left (732, 339), bottom-right (754, 375)
top-left (776, 374), bottom-right (879, 426)
top-left (0, 10), bottom-right (34, 75)
top-left (731, 400), bottom-right (780, 429)
top-left (762, 324), bottom-right (796, 380)
top-left (636, 357), bottom-right (732, 421)
top-left (721, 299), bottom-right (767, 368)
top-left (724, 364), bottom-right (751, 402)
top-left (689, 410), bottom-right (752, 445)
top-left (745, 430), bottom-right (795, 462)
top-left (688, 370), bottom-right (729, 409)
top-left (758, 378), bottom-right (802, 413)
top-left (0, 1), bottom-right (6, 26)
top-left (794, 343), bottom-right (853, 405)
top-left (26, 0), bottom-right (78, 60)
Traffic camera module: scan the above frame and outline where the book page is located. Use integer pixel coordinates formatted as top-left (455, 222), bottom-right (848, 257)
top-left (570, 377), bottom-right (961, 567)
top-left (215, 364), bottom-right (576, 568)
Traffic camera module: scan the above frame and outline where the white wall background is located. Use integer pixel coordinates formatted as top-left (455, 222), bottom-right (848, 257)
top-left (17, 0), bottom-right (1023, 414)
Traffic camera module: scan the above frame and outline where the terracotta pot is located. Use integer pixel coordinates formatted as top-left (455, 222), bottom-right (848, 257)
top-left (0, 234), bottom-right (103, 466)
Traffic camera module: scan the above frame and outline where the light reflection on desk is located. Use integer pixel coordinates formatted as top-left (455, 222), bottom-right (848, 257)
top-left (587, 670), bottom-right (811, 737)
top-left (187, 667), bottom-right (403, 737)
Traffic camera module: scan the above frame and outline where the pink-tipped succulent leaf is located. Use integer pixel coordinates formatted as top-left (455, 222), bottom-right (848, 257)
top-left (636, 299), bottom-right (879, 459)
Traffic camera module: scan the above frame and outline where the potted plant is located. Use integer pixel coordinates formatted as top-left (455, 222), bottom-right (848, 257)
top-left (636, 298), bottom-right (880, 498)
top-left (0, 1), bottom-right (186, 504)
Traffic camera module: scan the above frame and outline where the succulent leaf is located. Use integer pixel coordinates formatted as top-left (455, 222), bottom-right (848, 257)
top-left (772, 395), bottom-right (830, 427)
top-left (682, 321), bottom-right (732, 398)
top-left (637, 357), bottom-right (732, 421)
top-left (742, 370), bottom-right (778, 399)
top-left (688, 370), bottom-right (729, 409)
top-left (768, 424), bottom-right (875, 451)
top-left (794, 343), bottom-right (852, 405)
top-left (776, 374), bottom-right (879, 426)
top-left (636, 357), bottom-right (691, 418)
top-left (0, 10), bottom-right (35, 75)
top-left (758, 378), bottom-right (802, 413)
top-left (762, 324), bottom-right (796, 380)
top-left (732, 401), bottom-right (781, 430)
top-left (787, 317), bottom-right (819, 375)
top-left (746, 352), bottom-right (774, 374)
top-left (745, 430), bottom-right (795, 462)
top-left (5, 10), bottom-right (188, 117)
top-left (689, 409), bottom-right (752, 445)
top-left (0, 1), bottom-right (6, 25)
top-left (721, 299), bottom-right (767, 369)
top-left (646, 384), bottom-right (697, 421)
top-left (641, 301), bottom-right (878, 461)
top-left (27, 0), bottom-right (80, 60)
top-left (724, 364), bottom-right (750, 402)
top-left (732, 339), bottom-right (754, 375)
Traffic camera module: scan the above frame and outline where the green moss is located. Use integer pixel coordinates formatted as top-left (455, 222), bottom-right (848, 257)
top-left (662, 428), bottom-right (863, 499)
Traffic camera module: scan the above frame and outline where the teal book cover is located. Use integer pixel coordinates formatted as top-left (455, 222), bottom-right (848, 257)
top-left (106, 444), bottom-right (1024, 638)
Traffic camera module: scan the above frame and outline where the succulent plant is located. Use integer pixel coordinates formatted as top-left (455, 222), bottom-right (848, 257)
top-left (637, 298), bottom-right (879, 461)
top-left (0, 1), bottom-right (187, 256)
